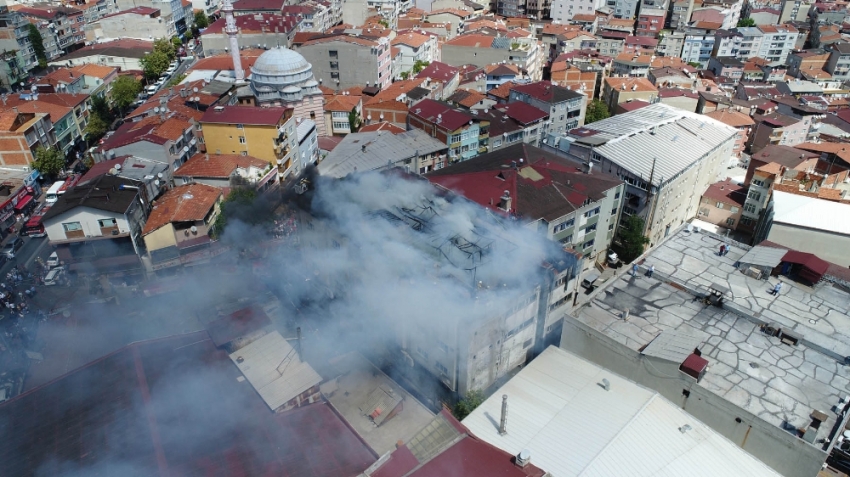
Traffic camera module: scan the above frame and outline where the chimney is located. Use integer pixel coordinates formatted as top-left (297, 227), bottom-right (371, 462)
top-left (296, 326), bottom-right (303, 362)
top-left (515, 449), bottom-right (531, 467)
top-left (362, 144), bottom-right (367, 152)
top-left (12, 106), bottom-right (17, 114)
top-left (499, 190), bottom-right (512, 212)
top-left (499, 394), bottom-right (508, 435)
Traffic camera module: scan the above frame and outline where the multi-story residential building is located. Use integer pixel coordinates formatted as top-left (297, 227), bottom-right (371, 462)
top-left (96, 112), bottom-right (198, 170)
top-left (681, 26), bottom-right (717, 67)
top-left (142, 183), bottom-right (223, 265)
top-left (611, 0), bottom-right (640, 18)
top-left (601, 77), bottom-right (658, 112)
top-left (424, 9), bottom-right (472, 38)
top-left (612, 52), bottom-right (653, 77)
top-left (428, 143), bottom-right (624, 262)
top-left (707, 56), bottom-right (744, 79)
top-left (509, 81), bottom-right (586, 135)
top-left (786, 49), bottom-right (830, 78)
top-left (826, 42), bottom-right (850, 82)
top-left (636, 7), bottom-right (665, 38)
top-left (173, 153), bottom-right (276, 192)
top-left (116, 0), bottom-right (188, 38)
top-left (392, 30), bottom-right (440, 77)
top-left (281, 2), bottom-right (332, 32)
top-left (12, 4), bottom-right (85, 55)
top-left (323, 94), bottom-right (361, 136)
top-left (656, 29), bottom-right (685, 57)
top-left (748, 112), bottom-right (811, 153)
top-left (779, 0), bottom-right (810, 22)
top-left (296, 118), bottom-right (319, 169)
top-left (493, 102), bottom-right (549, 147)
top-left (669, 0), bottom-right (696, 28)
top-left (484, 63), bottom-right (521, 91)
top-left (199, 106), bottom-right (299, 174)
top-left (697, 179), bottom-right (747, 232)
top-left (200, 14), bottom-right (299, 55)
top-left (563, 103), bottom-right (736, 246)
top-left (78, 0), bottom-right (121, 25)
top-left (193, 0), bottom-right (222, 18)
top-left (49, 39), bottom-right (153, 71)
top-left (704, 109), bottom-right (754, 158)
top-left (416, 61), bottom-right (460, 100)
top-left (551, 0), bottom-right (605, 22)
top-left (408, 99), bottom-right (490, 162)
top-left (1, 93), bottom-right (91, 159)
top-left (297, 35), bottom-right (392, 91)
top-left (94, 7), bottom-right (175, 41)
top-left (0, 110), bottom-right (55, 168)
top-left (595, 31), bottom-right (627, 56)
top-left (757, 24), bottom-right (798, 64)
top-left (550, 61), bottom-right (597, 98)
top-left (441, 33), bottom-right (544, 81)
top-left (38, 64), bottom-right (118, 99)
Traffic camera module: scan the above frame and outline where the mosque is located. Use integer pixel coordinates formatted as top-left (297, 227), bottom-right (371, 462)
top-left (221, 0), bottom-right (326, 136)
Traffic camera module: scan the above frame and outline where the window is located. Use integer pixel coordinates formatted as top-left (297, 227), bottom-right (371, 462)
top-left (63, 222), bottom-right (82, 232)
top-left (98, 218), bottom-right (116, 228)
top-left (435, 361), bottom-right (449, 374)
top-left (238, 136), bottom-right (246, 144)
top-left (560, 234), bottom-right (573, 244)
top-left (740, 216), bottom-right (754, 226)
top-left (584, 207), bottom-right (600, 218)
top-left (614, 190), bottom-right (621, 199)
top-left (437, 340), bottom-right (449, 353)
top-left (416, 346), bottom-right (429, 359)
top-left (450, 133), bottom-right (462, 143)
top-left (752, 178), bottom-right (765, 187)
top-left (330, 72), bottom-right (339, 79)
top-left (730, 206), bottom-right (739, 213)
top-left (554, 218), bottom-right (574, 232)
top-left (333, 121), bottom-right (349, 130)
top-left (584, 223), bottom-right (597, 233)
top-left (699, 207), bottom-right (710, 216)
top-left (726, 218), bottom-right (735, 226)
top-left (748, 190), bottom-right (761, 201)
top-left (329, 50), bottom-right (338, 58)
top-left (236, 123), bottom-right (243, 129)
top-left (744, 203), bottom-right (757, 213)
top-left (241, 151), bottom-right (248, 156)
top-left (611, 208), bottom-right (617, 216)
top-left (583, 239), bottom-right (595, 249)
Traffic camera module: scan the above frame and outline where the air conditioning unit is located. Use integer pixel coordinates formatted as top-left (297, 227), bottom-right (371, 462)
top-left (762, 323), bottom-right (780, 337)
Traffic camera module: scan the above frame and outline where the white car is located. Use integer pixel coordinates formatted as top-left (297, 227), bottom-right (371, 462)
top-left (46, 251), bottom-right (60, 268)
top-left (43, 267), bottom-right (65, 286)
top-left (145, 84), bottom-right (158, 96)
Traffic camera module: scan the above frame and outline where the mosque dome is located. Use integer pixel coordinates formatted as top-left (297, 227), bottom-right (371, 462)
top-left (252, 47), bottom-right (312, 77)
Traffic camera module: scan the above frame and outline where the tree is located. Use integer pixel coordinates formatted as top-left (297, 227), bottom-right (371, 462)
top-left (585, 99), bottom-right (610, 124)
top-left (171, 36), bottom-right (183, 49)
top-left (736, 17), bottom-right (755, 27)
top-left (400, 71), bottom-right (410, 80)
top-left (412, 60), bottom-right (429, 74)
top-left (84, 113), bottom-right (108, 143)
top-left (141, 50), bottom-right (171, 80)
top-left (616, 215), bottom-right (650, 263)
top-left (453, 390), bottom-right (484, 421)
top-left (32, 146), bottom-right (65, 178)
top-left (26, 24), bottom-right (47, 69)
top-left (378, 19), bottom-right (389, 28)
top-left (110, 76), bottom-right (142, 113)
top-left (153, 37), bottom-right (176, 61)
top-left (212, 188), bottom-right (275, 238)
top-left (348, 107), bottom-right (360, 132)
top-left (185, 29), bottom-right (194, 41)
top-left (687, 61), bottom-right (702, 69)
top-left (194, 11), bottom-right (209, 29)
top-left (91, 94), bottom-right (112, 121)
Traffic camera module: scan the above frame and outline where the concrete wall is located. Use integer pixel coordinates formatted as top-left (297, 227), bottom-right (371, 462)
top-left (201, 123), bottom-right (283, 165)
top-left (441, 44), bottom-right (543, 81)
top-left (201, 31), bottom-right (294, 55)
top-left (98, 13), bottom-right (174, 41)
top-left (298, 40), bottom-right (388, 91)
top-left (45, 206), bottom-right (130, 243)
top-left (144, 223), bottom-right (177, 252)
top-left (560, 317), bottom-right (828, 477)
top-left (768, 223), bottom-right (850, 267)
top-left (50, 54), bottom-right (146, 72)
top-left (697, 194), bottom-right (743, 229)
top-left (659, 95), bottom-right (698, 113)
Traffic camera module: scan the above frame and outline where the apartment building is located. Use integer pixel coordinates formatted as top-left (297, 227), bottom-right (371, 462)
top-left (601, 77), bottom-right (658, 112)
top-left (407, 99), bottom-right (490, 162)
top-left (0, 111), bottom-right (55, 168)
top-left (748, 112), bottom-right (811, 153)
top-left (97, 112), bottom-right (198, 170)
top-left (636, 7), bottom-right (665, 38)
top-left (12, 4), bottom-right (85, 55)
top-left (704, 109), bottom-right (754, 158)
top-left (199, 106), bottom-right (299, 174)
top-left (509, 81), bottom-right (587, 134)
top-left (95, 7), bottom-right (174, 41)
top-left (441, 33), bottom-right (544, 81)
top-left (757, 24), bottom-right (798, 64)
top-left (392, 30), bottom-right (440, 76)
top-left (297, 34), bottom-right (392, 90)
top-left (681, 26), bottom-right (717, 67)
top-left (826, 42), bottom-right (850, 82)
top-left (115, 0), bottom-right (188, 37)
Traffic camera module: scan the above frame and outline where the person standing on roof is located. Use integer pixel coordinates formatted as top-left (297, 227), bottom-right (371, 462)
top-left (771, 282), bottom-right (782, 296)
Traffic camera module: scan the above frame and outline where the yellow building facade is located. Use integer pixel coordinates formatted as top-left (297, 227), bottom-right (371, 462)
top-left (199, 106), bottom-right (297, 169)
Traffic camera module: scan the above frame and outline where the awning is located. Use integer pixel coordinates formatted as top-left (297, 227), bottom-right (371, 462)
top-left (13, 194), bottom-right (33, 211)
top-left (781, 250), bottom-right (830, 283)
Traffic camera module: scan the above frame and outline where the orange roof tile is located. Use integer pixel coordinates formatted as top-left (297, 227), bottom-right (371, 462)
top-left (426, 8), bottom-right (473, 17)
top-left (392, 31), bottom-right (432, 48)
top-left (175, 153), bottom-right (268, 179)
top-left (358, 121), bottom-right (406, 133)
top-left (301, 35), bottom-right (378, 47)
top-left (450, 88), bottom-right (488, 108)
top-left (488, 80), bottom-right (518, 100)
top-left (755, 162), bottom-right (784, 176)
top-left (604, 77), bottom-right (658, 92)
top-left (818, 187), bottom-right (844, 201)
top-left (324, 95), bottom-right (362, 112)
top-left (363, 100), bottom-right (409, 112)
top-left (74, 63), bottom-right (117, 79)
top-left (445, 34), bottom-right (495, 48)
top-left (143, 183), bottom-right (222, 235)
top-left (0, 112), bottom-right (18, 131)
top-left (704, 110), bottom-right (755, 127)
top-left (542, 23), bottom-right (582, 35)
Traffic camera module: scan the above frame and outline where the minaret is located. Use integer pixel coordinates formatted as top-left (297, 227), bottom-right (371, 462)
top-left (223, 0), bottom-right (244, 82)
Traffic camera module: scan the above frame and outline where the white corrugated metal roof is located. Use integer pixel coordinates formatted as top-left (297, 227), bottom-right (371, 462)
top-left (579, 103), bottom-right (737, 186)
top-left (772, 190), bottom-right (850, 235)
top-left (738, 245), bottom-right (788, 268)
top-left (462, 346), bottom-right (781, 477)
top-left (229, 331), bottom-right (322, 411)
top-left (317, 129), bottom-right (447, 178)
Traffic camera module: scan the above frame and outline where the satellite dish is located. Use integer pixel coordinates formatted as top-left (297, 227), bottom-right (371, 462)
top-left (157, 172), bottom-right (163, 178)
top-left (190, 225), bottom-right (197, 233)
top-left (114, 164), bottom-right (121, 171)
top-left (154, 107), bottom-right (160, 113)
top-left (154, 179), bottom-right (160, 186)
top-left (183, 146), bottom-right (189, 152)
top-left (193, 87), bottom-right (198, 93)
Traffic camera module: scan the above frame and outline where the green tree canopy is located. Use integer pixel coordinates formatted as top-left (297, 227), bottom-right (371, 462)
top-left (141, 50), bottom-right (171, 80)
top-left (185, 29), bottom-right (194, 41)
top-left (171, 36), bottom-right (183, 49)
top-left (194, 11), bottom-right (209, 29)
top-left (26, 24), bottom-right (47, 69)
top-left (615, 215), bottom-right (650, 263)
top-left (737, 17), bottom-right (755, 27)
top-left (348, 107), bottom-right (360, 132)
top-left (84, 113), bottom-right (109, 143)
top-left (585, 99), bottom-right (610, 124)
top-left (153, 37), bottom-right (176, 61)
top-left (32, 146), bottom-right (65, 178)
top-left (453, 390), bottom-right (485, 421)
top-left (687, 61), bottom-right (702, 69)
top-left (412, 60), bottom-right (429, 74)
top-left (110, 76), bottom-right (142, 112)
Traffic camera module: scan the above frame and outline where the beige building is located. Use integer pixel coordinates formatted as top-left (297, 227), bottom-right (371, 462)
top-left (697, 179), bottom-right (747, 232)
top-left (441, 33), bottom-right (544, 81)
top-left (142, 183), bottom-right (222, 264)
top-left (704, 109), bottom-right (755, 158)
top-left (92, 7), bottom-right (174, 41)
top-left (602, 77), bottom-right (659, 112)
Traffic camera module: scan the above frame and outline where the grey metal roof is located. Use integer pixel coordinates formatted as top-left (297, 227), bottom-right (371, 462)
top-left (581, 103), bottom-right (737, 186)
top-left (738, 245), bottom-right (788, 269)
top-left (318, 129), bottom-right (447, 178)
top-left (641, 328), bottom-right (708, 363)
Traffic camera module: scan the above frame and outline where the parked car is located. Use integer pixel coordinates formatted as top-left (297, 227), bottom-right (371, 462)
top-left (1, 236), bottom-right (23, 259)
top-left (46, 251), bottom-right (60, 268)
top-left (43, 267), bottom-right (65, 286)
top-left (145, 84), bottom-right (158, 96)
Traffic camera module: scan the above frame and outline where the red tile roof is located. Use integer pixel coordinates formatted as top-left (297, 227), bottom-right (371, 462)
top-left (411, 99), bottom-right (479, 131)
top-left (494, 101), bottom-right (548, 125)
top-left (190, 50), bottom-right (264, 72)
top-left (702, 179), bottom-right (746, 207)
top-left (444, 34), bottom-right (495, 48)
top-left (143, 183), bottom-right (222, 234)
top-left (358, 121), bottom-right (406, 133)
top-left (511, 81), bottom-right (585, 103)
top-left (415, 61), bottom-right (459, 83)
top-left (101, 114), bottom-right (191, 150)
top-left (175, 153), bottom-right (269, 178)
top-left (324, 95), bottom-right (362, 112)
top-left (200, 105), bottom-right (289, 125)
top-left (488, 80), bottom-right (518, 100)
